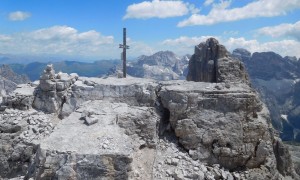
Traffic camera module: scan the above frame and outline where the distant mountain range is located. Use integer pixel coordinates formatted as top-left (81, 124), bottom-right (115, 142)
top-left (232, 49), bottom-right (300, 142)
top-left (0, 53), bottom-right (69, 64)
top-left (5, 60), bottom-right (120, 81)
top-left (110, 51), bottom-right (190, 80)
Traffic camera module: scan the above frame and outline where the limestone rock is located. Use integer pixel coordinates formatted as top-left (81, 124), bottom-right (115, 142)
top-left (187, 38), bottom-right (249, 84)
top-left (33, 64), bottom-right (78, 116)
top-left (26, 100), bottom-right (158, 179)
top-left (0, 109), bottom-right (58, 178)
top-left (0, 64), bottom-right (30, 85)
top-left (1, 84), bottom-right (35, 110)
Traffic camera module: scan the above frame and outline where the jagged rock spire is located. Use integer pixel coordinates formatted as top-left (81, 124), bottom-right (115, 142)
top-left (187, 38), bottom-right (249, 84)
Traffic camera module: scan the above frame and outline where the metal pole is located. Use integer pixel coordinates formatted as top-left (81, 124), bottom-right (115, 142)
top-left (123, 28), bottom-right (126, 78)
top-left (119, 28), bottom-right (129, 78)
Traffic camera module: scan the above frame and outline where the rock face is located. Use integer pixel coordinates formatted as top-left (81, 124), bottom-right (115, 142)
top-left (0, 76), bottom-right (17, 99)
top-left (233, 49), bottom-right (300, 142)
top-left (0, 108), bottom-right (59, 178)
top-left (0, 39), bottom-right (299, 179)
top-left (187, 38), bottom-right (249, 84)
top-left (0, 64), bottom-right (30, 85)
top-left (0, 65), bottom-right (30, 105)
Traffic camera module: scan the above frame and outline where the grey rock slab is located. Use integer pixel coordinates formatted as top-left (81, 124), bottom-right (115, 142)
top-left (26, 100), bottom-right (160, 179)
top-left (40, 101), bottom-right (137, 155)
top-left (13, 84), bottom-right (35, 96)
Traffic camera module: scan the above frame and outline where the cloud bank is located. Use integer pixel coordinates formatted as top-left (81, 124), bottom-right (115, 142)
top-left (0, 26), bottom-right (115, 58)
top-left (178, 0), bottom-right (300, 26)
top-left (257, 21), bottom-right (300, 41)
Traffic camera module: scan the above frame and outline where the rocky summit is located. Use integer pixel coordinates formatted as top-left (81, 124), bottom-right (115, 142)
top-left (0, 38), bottom-right (299, 180)
top-left (187, 38), bottom-right (248, 84)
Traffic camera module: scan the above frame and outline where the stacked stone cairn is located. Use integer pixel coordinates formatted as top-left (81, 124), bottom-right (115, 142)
top-left (33, 64), bottom-right (78, 115)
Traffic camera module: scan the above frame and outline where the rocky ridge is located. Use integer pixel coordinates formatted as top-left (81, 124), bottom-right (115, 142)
top-left (0, 38), bottom-right (298, 179)
top-left (0, 65), bottom-right (30, 109)
top-left (0, 65), bottom-right (30, 85)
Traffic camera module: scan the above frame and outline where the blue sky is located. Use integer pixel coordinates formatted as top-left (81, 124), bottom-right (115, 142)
top-left (0, 0), bottom-right (300, 60)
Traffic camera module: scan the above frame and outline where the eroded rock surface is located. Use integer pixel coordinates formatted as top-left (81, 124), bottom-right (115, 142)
top-left (0, 109), bottom-right (59, 178)
top-left (159, 81), bottom-right (294, 179)
top-left (26, 100), bottom-right (155, 179)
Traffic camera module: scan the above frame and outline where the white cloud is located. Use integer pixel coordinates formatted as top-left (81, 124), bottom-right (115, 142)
top-left (160, 36), bottom-right (300, 58)
top-left (162, 36), bottom-right (215, 46)
top-left (257, 21), bottom-right (300, 41)
top-left (204, 0), bottom-right (215, 6)
top-left (0, 25), bottom-right (156, 59)
top-left (123, 0), bottom-right (199, 19)
top-left (178, 0), bottom-right (300, 26)
top-left (0, 26), bottom-right (115, 58)
top-left (28, 26), bottom-right (114, 45)
top-left (161, 36), bottom-right (218, 55)
top-left (8, 11), bottom-right (31, 21)
top-left (225, 37), bottom-right (300, 58)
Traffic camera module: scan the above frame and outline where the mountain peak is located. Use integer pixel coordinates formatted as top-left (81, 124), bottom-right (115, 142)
top-left (0, 64), bottom-right (30, 84)
top-left (137, 50), bottom-right (179, 67)
top-left (187, 38), bottom-right (248, 83)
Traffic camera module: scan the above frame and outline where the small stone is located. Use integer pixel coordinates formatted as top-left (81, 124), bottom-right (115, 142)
top-left (225, 83), bottom-right (230, 89)
top-left (227, 173), bottom-right (234, 180)
top-left (85, 116), bottom-right (98, 125)
top-left (171, 158), bottom-right (179, 166)
top-left (200, 164), bottom-right (207, 172)
top-left (233, 172), bottom-right (240, 179)
top-left (215, 85), bottom-right (222, 90)
top-left (166, 158), bottom-right (172, 165)
top-left (174, 169), bottom-right (184, 180)
top-left (166, 169), bottom-right (172, 175)
top-left (81, 110), bottom-right (89, 120)
top-left (32, 127), bottom-right (38, 134)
